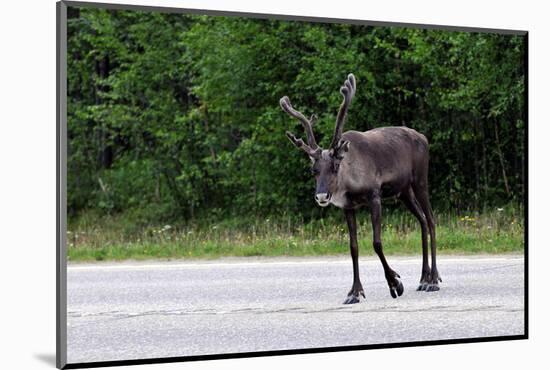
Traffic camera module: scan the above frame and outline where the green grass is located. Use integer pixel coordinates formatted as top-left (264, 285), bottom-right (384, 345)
top-left (67, 205), bottom-right (524, 262)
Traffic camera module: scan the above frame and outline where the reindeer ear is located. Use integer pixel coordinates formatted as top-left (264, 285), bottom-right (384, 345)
top-left (341, 140), bottom-right (350, 152)
top-left (334, 140), bottom-right (350, 159)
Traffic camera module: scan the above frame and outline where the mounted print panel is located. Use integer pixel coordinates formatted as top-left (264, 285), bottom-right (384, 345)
top-left (57, 1), bottom-right (527, 368)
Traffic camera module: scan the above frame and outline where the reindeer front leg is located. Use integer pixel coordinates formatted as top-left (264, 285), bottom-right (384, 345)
top-left (370, 193), bottom-right (404, 299)
top-left (343, 208), bottom-right (365, 304)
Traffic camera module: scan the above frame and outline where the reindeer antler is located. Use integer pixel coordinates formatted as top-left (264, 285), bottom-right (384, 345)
top-left (330, 74), bottom-right (356, 149)
top-left (285, 131), bottom-right (321, 158)
top-left (279, 96), bottom-right (319, 151)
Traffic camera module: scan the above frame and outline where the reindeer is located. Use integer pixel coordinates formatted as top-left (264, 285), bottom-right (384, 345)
top-left (280, 74), bottom-right (441, 304)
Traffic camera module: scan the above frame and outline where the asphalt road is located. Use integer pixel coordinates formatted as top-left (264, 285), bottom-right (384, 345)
top-left (67, 255), bottom-right (525, 364)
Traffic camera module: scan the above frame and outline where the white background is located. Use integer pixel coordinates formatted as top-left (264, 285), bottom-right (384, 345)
top-left (0, 0), bottom-right (547, 369)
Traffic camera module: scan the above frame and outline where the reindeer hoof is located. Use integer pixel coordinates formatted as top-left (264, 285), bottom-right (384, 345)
top-left (423, 272), bottom-right (441, 292)
top-left (343, 288), bottom-right (365, 304)
top-left (343, 295), bottom-right (361, 304)
top-left (418, 271), bottom-right (441, 292)
top-left (417, 282), bottom-right (429, 291)
top-left (389, 278), bottom-right (404, 298)
top-left (426, 278), bottom-right (440, 292)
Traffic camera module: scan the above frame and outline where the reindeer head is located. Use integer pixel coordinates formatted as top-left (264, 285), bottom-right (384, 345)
top-left (280, 74), bottom-right (356, 207)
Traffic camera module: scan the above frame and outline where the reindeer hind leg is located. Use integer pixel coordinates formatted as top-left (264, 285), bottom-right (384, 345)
top-left (399, 187), bottom-right (430, 291)
top-left (412, 183), bottom-right (441, 292)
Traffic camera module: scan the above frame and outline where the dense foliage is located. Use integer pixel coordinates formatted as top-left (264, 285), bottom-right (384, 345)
top-left (67, 7), bottom-right (526, 224)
